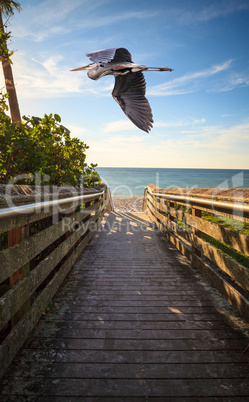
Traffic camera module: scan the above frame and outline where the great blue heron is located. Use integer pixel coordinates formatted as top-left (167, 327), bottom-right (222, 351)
top-left (71, 48), bottom-right (173, 133)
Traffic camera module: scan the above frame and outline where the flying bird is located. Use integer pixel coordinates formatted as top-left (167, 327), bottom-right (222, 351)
top-left (71, 47), bottom-right (173, 133)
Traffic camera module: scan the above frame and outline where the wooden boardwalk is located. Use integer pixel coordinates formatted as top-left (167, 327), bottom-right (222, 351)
top-left (1, 210), bottom-right (249, 400)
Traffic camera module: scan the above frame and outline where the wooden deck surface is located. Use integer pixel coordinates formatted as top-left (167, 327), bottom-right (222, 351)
top-left (1, 211), bottom-right (249, 400)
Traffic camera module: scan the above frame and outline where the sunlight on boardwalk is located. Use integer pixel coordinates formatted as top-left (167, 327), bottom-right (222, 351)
top-left (1, 211), bottom-right (249, 400)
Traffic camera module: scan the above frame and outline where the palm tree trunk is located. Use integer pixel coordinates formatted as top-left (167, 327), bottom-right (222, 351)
top-left (0, 11), bottom-right (21, 123)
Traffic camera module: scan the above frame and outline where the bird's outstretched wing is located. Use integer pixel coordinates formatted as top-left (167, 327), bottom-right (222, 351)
top-left (86, 48), bottom-right (133, 64)
top-left (112, 71), bottom-right (153, 133)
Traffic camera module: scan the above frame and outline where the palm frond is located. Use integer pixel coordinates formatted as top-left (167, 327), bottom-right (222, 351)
top-left (0, 0), bottom-right (21, 16)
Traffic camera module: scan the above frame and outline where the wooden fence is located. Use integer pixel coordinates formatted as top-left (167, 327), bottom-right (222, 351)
top-left (144, 184), bottom-right (249, 322)
top-left (0, 184), bottom-right (111, 377)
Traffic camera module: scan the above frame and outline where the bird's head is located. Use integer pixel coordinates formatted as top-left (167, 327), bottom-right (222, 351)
top-left (70, 63), bottom-right (112, 80)
top-left (71, 63), bottom-right (109, 80)
top-left (70, 63), bottom-right (95, 72)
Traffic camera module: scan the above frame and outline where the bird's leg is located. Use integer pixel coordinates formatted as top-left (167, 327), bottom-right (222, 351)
top-left (160, 67), bottom-right (174, 72)
top-left (145, 66), bottom-right (174, 72)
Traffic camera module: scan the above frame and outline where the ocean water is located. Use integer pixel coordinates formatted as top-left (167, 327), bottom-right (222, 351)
top-left (96, 167), bottom-right (249, 196)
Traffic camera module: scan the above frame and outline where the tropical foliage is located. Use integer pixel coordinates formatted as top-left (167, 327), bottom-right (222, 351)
top-left (0, 1), bottom-right (21, 15)
top-left (0, 93), bottom-right (100, 187)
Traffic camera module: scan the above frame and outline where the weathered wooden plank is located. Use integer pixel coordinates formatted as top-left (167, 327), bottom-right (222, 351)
top-left (0, 202), bottom-right (101, 283)
top-left (0, 209), bottom-right (54, 236)
top-left (34, 311), bottom-right (230, 323)
top-left (147, 204), bottom-right (192, 261)
top-left (5, 360), bottom-right (249, 382)
top-left (0, 218), bottom-right (72, 282)
top-left (0, 194), bottom-right (102, 236)
top-left (2, 377), bottom-right (249, 397)
top-left (7, 225), bottom-right (31, 327)
top-left (193, 235), bottom-right (249, 291)
top-left (6, 359), bottom-right (249, 380)
top-left (44, 302), bottom-right (220, 311)
top-left (154, 194), bottom-right (249, 257)
top-left (0, 230), bottom-right (93, 378)
top-left (54, 290), bottom-right (213, 297)
top-left (0, 212), bottom-right (97, 331)
top-left (147, 190), bottom-right (249, 322)
top-left (192, 253), bottom-right (249, 322)
top-left (27, 337), bottom-right (248, 351)
top-left (30, 319), bottom-right (231, 331)
top-left (31, 326), bottom-right (243, 340)
top-left (149, 201), bottom-right (193, 245)
top-left (156, 196), bottom-right (244, 226)
top-left (15, 347), bottom-right (249, 364)
top-left (148, 189), bottom-right (215, 215)
top-left (186, 213), bottom-right (249, 256)
top-left (157, 202), bottom-right (184, 220)
top-left (7, 225), bottom-right (29, 286)
top-left (146, 185), bottom-right (249, 223)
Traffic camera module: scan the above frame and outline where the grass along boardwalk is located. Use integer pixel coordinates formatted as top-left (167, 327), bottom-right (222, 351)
top-left (1, 209), bottom-right (249, 399)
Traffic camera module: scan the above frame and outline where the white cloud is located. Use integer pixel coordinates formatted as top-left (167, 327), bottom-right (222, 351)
top-left (77, 10), bottom-right (158, 31)
top-left (13, 1), bottom-right (158, 43)
top-left (209, 72), bottom-right (249, 92)
top-left (104, 120), bottom-right (137, 133)
top-left (148, 60), bottom-right (233, 96)
top-left (11, 51), bottom-right (108, 99)
top-left (12, 0), bottom-right (84, 42)
top-left (169, 121), bottom-right (249, 150)
top-left (104, 117), bottom-right (206, 133)
top-left (154, 118), bottom-right (206, 128)
top-left (66, 124), bottom-right (87, 138)
top-left (163, 2), bottom-right (249, 27)
top-left (85, 121), bottom-right (249, 168)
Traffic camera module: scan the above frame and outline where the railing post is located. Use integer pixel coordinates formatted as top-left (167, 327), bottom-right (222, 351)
top-left (143, 187), bottom-right (148, 212)
top-left (102, 189), bottom-right (107, 210)
top-left (8, 224), bottom-right (30, 327)
top-left (100, 191), bottom-right (104, 208)
top-left (107, 187), bottom-right (114, 211)
top-left (192, 207), bottom-right (202, 258)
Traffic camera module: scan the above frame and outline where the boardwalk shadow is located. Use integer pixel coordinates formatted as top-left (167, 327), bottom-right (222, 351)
top-left (97, 211), bottom-right (157, 238)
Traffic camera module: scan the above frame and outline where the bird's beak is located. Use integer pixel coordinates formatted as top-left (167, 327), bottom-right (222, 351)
top-left (70, 64), bottom-right (92, 71)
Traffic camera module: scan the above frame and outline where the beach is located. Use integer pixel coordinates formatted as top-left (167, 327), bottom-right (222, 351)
top-left (111, 196), bottom-right (143, 212)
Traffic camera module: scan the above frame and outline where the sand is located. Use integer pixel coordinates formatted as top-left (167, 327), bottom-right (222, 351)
top-left (111, 196), bottom-right (144, 212)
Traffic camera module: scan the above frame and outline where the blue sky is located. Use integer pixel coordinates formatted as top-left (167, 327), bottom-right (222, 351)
top-left (1, 0), bottom-right (249, 168)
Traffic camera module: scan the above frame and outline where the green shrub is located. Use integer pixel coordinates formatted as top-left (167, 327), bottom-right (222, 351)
top-left (0, 93), bottom-right (100, 187)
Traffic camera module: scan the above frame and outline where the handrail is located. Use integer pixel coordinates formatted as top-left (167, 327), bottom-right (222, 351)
top-left (145, 185), bottom-right (249, 323)
top-left (147, 188), bottom-right (249, 213)
top-left (0, 190), bottom-right (105, 219)
top-left (0, 185), bottom-right (108, 378)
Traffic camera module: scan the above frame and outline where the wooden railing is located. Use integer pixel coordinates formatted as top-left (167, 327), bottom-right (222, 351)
top-left (0, 184), bottom-right (111, 377)
top-left (144, 184), bottom-right (249, 322)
